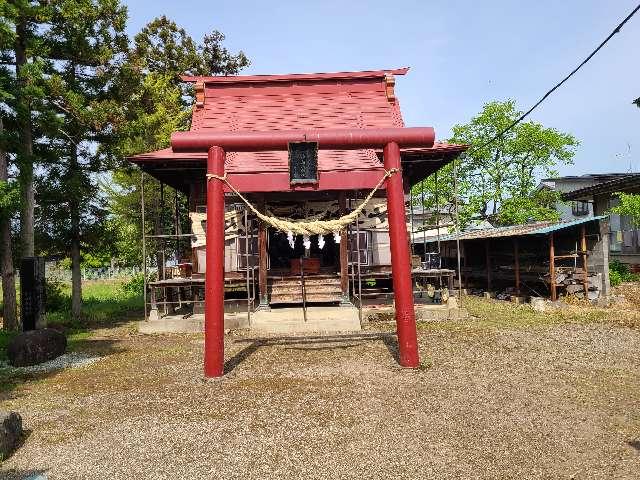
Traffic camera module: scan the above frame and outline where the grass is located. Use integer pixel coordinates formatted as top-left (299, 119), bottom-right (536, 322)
top-left (413, 293), bottom-right (640, 333)
top-left (0, 278), bottom-right (144, 361)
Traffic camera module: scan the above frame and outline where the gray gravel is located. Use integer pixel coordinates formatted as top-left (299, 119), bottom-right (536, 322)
top-left (0, 353), bottom-right (100, 375)
top-left (1, 323), bottom-right (639, 479)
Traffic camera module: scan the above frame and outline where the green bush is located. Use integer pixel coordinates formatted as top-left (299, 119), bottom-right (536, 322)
top-left (121, 274), bottom-right (145, 297)
top-left (609, 260), bottom-right (640, 287)
top-left (45, 280), bottom-right (69, 312)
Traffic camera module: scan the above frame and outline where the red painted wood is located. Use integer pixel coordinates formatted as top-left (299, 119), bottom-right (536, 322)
top-left (204, 146), bottom-right (226, 378)
top-left (172, 127), bottom-right (435, 153)
top-left (223, 169), bottom-right (387, 192)
top-left (384, 142), bottom-right (419, 368)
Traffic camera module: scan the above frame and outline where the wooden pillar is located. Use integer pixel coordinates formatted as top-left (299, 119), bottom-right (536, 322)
top-left (485, 240), bottom-right (492, 292)
top-left (338, 191), bottom-right (350, 304)
top-left (581, 225), bottom-right (589, 297)
top-left (549, 233), bottom-right (557, 301)
top-left (257, 195), bottom-right (269, 310)
top-left (514, 238), bottom-right (520, 296)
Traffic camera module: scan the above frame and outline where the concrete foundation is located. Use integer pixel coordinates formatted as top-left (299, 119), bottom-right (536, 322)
top-left (251, 306), bottom-right (361, 333)
top-left (138, 312), bottom-right (249, 334)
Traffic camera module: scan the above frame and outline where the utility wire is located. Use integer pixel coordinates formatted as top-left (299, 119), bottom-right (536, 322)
top-left (470, 2), bottom-right (640, 153)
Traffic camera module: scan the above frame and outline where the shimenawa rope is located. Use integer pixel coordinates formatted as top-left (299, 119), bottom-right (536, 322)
top-left (206, 168), bottom-right (398, 236)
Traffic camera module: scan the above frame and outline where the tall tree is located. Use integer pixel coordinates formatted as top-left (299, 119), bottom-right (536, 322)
top-left (39, 0), bottom-right (128, 319)
top-left (4, 1), bottom-right (50, 258)
top-left (413, 100), bottom-right (578, 229)
top-left (0, 115), bottom-right (19, 330)
top-left (104, 16), bottom-right (249, 269)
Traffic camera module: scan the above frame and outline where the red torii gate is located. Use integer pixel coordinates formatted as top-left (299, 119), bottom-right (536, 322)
top-left (171, 126), bottom-right (436, 377)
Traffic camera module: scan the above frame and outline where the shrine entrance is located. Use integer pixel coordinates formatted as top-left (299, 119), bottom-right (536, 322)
top-left (268, 231), bottom-right (339, 273)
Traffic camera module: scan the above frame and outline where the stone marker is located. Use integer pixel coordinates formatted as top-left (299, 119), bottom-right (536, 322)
top-left (0, 411), bottom-right (23, 459)
top-left (7, 328), bottom-right (67, 367)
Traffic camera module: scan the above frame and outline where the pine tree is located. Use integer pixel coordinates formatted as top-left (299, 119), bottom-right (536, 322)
top-left (40, 0), bottom-right (128, 319)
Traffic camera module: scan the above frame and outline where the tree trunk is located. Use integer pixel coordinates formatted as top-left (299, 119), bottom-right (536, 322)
top-left (0, 118), bottom-right (18, 330)
top-left (70, 149), bottom-right (82, 320)
top-left (15, 19), bottom-right (35, 258)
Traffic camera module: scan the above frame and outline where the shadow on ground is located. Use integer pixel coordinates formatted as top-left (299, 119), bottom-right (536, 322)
top-left (224, 332), bottom-right (400, 374)
top-left (0, 337), bottom-right (124, 401)
top-left (0, 469), bottom-right (48, 480)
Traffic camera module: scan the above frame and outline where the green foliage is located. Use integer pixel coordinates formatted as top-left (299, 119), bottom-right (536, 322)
top-left (609, 192), bottom-right (640, 228)
top-left (45, 279), bottom-right (68, 312)
top-left (103, 15), bottom-right (250, 267)
top-left (496, 189), bottom-right (562, 225)
top-left (413, 100), bottom-right (578, 229)
top-left (0, 179), bottom-right (20, 218)
top-left (44, 279), bottom-right (144, 327)
top-left (609, 260), bottom-right (640, 287)
top-left (0, 329), bottom-right (17, 361)
top-left (121, 273), bottom-right (145, 296)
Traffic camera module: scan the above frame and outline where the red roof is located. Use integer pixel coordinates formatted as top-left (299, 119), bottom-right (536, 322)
top-left (130, 68), bottom-right (467, 192)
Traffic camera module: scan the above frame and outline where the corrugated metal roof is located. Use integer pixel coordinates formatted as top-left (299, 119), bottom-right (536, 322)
top-left (424, 216), bottom-right (606, 242)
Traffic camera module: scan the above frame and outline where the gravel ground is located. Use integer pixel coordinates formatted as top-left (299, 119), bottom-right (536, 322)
top-left (0, 353), bottom-right (101, 374)
top-left (1, 318), bottom-right (639, 479)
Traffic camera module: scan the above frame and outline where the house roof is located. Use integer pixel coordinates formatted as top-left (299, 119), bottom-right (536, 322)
top-left (562, 174), bottom-right (640, 200)
top-left (129, 68), bottom-right (467, 193)
top-left (424, 216), bottom-right (606, 242)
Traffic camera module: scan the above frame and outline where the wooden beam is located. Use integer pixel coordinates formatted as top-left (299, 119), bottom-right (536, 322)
top-left (338, 192), bottom-right (349, 301)
top-left (549, 233), bottom-right (557, 301)
top-left (257, 195), bottom-right (269, 310)
top-left (485, 240), bottom-right (492, 291)
top-left (581, 225), bottom-right (589, 297)
top-left (514, 238), bottom-right (520, 296)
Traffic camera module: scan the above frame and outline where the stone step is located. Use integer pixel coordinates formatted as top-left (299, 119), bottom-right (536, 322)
top-left (268, 277), bottom-right (340, 285)
top-left (269, 292), bottom-right (344, 304)
top-left (269, 284), bottom-right (342, 295)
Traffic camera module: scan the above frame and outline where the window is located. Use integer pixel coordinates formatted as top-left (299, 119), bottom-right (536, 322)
top-left (571, 200), bottom-right (589, 216)
top-left (236, 217), bottom-right (258, 270)
top-left (348, 231), bottom-right (370, 266)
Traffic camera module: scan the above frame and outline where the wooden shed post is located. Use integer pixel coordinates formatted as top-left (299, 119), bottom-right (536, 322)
top-left (514, 238), bottom-right (520, 296)
top-left (485, 240), bottom-right (492, 292)
top-left (338, 191), bottom-right (350, 304)
top-left (549, 233), bottom-right (557, 301)
top-left (581, 225), bottom-right (589, 297)
top-left (257, 195), bottom-right (269, 310)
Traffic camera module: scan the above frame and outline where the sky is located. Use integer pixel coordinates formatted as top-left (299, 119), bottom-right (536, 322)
top-left (124, 0), bottom-right (640, 176)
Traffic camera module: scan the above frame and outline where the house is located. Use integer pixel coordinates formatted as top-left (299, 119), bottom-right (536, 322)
top-left (129, 68), bottom-right (467, 318)
top-left (539, 174), bottom-right (631, 221)
top-left (563, 173), bottom-right (640, 269)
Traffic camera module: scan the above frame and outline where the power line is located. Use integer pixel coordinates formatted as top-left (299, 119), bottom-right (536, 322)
top-left (470, 2), bottom-right (640, 153)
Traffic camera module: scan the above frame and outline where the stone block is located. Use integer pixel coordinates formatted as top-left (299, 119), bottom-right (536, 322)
top-left (7, 329), bottom-right (66, 367)
top-left (0, 411), bottom-right (23, 459)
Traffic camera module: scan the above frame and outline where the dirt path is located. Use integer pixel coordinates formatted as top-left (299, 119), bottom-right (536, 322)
top-left (1, 319), bottom-right (640, 479)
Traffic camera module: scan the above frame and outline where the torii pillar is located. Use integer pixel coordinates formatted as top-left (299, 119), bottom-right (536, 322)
top-left (384, 142), bottom-right (419, 368)
top-left (173, 127), bottom-right (431, 377)
top-left (204, 146), bottom-right (226, 378)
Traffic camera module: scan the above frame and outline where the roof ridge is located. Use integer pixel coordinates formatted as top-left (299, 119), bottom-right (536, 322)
top-left (181, 67), bottom-right (409, 84)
